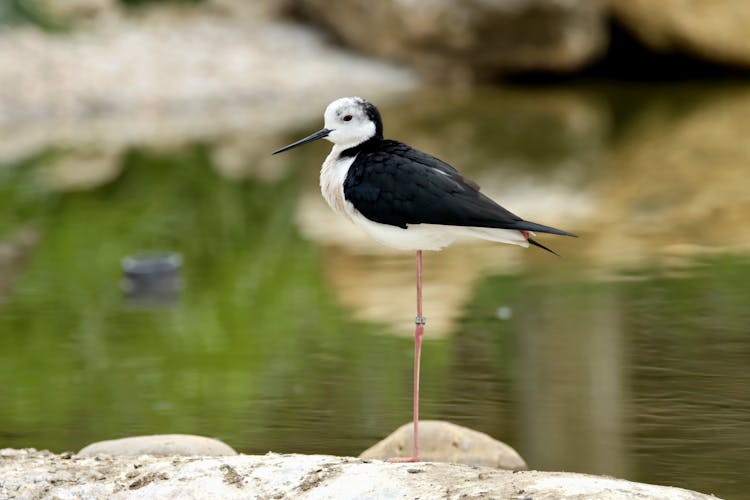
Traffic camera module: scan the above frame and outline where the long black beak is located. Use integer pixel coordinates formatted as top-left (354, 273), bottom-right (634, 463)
top-left (272, 128), bottom-right (330, 155)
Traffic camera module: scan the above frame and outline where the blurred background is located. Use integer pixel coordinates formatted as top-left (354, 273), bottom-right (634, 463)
top-left (1, 0), bottom-right (749, 497)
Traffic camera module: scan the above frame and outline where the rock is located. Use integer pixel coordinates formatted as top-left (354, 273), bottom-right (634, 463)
top-left (77, 434), bottom-right (237, 457)
top-left (292, 0), bottom-right (609, 80)
top-left (611, 0), bottom-right (750, 68)
top-left (360, 420), bottom-right (527, 470)
top-left (0, 449), bottom-right (716, 499)
top-left (0, 8), bottom-right (415, 164)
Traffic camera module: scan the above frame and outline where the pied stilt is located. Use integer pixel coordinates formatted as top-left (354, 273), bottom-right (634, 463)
top-left (273, 96), bottom-right (576, 462)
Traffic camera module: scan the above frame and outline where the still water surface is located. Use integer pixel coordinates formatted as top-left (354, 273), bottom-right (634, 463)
top-left (1, 84), bottom-right (749, 498)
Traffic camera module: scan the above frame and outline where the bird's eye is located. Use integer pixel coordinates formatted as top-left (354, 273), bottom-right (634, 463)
top-left (343, 115), bottom-right (353, 122)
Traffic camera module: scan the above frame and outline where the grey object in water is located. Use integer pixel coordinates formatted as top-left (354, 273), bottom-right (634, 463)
top-left (121, 253), bottom-right (182, 304)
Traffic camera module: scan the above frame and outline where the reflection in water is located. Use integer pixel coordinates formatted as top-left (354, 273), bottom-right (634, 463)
top-left (446, 264), bottom-right (750, 498)
top-left (0, 84), bottom-right (750, 498)
top-left (624, 262), bottom-right (750, 496)
top-left (516, 285), bottom-right (626, 476)
top-left (0, 227), bottom-right (40, 302)
top-left (316, 243), bottom-right (524, 337)
top-left (588, 86), bottom-right (750, 267)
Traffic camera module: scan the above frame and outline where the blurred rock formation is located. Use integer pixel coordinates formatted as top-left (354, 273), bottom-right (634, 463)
top-left (612, 0), bottom-right (750, 68)
top-left (6, 0), bottom-right (750, 85)
top-left (292, 0), bottom-right (610, 81)
top-left (0, 5), bottom-right (415, 162)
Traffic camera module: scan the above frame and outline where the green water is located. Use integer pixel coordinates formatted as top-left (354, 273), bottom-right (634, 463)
top-left (1, 85), bottom-right (749, 498)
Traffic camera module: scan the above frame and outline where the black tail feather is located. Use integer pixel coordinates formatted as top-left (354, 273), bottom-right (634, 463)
top-left (528, 237), bottom-right (561, 257)
top-left (513, 220), bottom-right (577, 237)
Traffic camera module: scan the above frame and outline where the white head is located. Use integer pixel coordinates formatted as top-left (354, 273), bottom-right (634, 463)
top-left (272, 96), bottom-right (383, 155)
top-left (323, 97), bottom-right (382, 147)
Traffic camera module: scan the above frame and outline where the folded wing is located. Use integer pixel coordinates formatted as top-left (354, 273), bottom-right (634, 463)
top-left (343, 140), bottom-right (576, 237)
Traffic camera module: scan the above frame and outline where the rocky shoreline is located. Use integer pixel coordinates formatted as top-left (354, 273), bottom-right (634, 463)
top-left (0, 427), bottom-right (721, 498)
top-left (0, 448), bottom-right (718, 499)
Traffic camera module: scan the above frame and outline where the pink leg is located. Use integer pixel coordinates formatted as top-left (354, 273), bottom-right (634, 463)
top-left (388, 250), bottom-right (424, 463)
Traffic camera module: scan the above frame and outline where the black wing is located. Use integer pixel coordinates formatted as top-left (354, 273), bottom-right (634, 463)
top-left (343, 140), bottom-right (575, 237)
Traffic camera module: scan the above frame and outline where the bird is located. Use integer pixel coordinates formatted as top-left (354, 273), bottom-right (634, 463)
top-left (273, 96), bottom-right (576, 462)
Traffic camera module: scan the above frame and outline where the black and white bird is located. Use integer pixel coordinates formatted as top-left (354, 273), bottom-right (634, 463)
top-left (273, 96), bottom-right (575, 462)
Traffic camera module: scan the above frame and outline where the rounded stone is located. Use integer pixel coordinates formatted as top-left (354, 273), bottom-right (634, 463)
top-left (77, 434), bottom-right (237, 457)
top-left (359, 420), bottom-right (527, 470)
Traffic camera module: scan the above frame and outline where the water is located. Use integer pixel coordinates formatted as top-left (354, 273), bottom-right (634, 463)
top-left (1, 83), bottom-right (750, 498)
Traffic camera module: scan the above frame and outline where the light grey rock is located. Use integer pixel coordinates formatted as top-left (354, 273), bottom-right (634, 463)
top-left (77, 434), bottom-right (237, 457)
top-left (612, 0), bottom-right (750, 68)
top-left (0, 448), bottom-right (718, 499)
top-left (0, 7), bottom-right (416, 163)
top-left (292, 0), bottom-right (609, 80)
top-left (360, 420), bottom-right (527, 470)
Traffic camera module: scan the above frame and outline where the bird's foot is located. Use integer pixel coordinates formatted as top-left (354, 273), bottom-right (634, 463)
top-left (386, 456), bottom-right (421, 463)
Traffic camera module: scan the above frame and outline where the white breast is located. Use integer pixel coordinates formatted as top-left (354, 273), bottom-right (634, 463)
top-left (320, 148), bottom-right (356, 216)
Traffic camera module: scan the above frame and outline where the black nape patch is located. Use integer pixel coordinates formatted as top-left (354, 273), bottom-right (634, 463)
top-left (362, 101), bottom-right (383, 139)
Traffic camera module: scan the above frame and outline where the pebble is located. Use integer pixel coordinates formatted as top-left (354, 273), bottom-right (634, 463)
top-left (77, 434), bottom-right (237, 457)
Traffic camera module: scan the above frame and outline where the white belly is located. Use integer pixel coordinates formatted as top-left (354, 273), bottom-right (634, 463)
top-left (349, 212), bottom-right (530, 251)
top-left (319, 149), bottom-right (530, 252)
top-left (349, 212), bottom-right (457, 250)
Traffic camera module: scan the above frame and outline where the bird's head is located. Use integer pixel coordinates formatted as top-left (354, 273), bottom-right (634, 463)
top-left (272, 97), bottom-right (383, 155)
